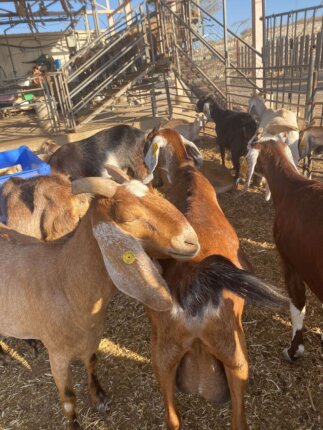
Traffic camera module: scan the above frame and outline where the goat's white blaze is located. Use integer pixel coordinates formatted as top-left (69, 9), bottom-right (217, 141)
top-left (124, 180), bottom-right (148, 197)
top-left (290, 302), bottom-right (306, 338)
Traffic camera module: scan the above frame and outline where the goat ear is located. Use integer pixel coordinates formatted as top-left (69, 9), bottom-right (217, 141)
top-left (180, 135), bottom-right (203, 168)
top-left (93, 222), bottom-right (172, 311)
top-left (144, 135), bottom-right (167, 178)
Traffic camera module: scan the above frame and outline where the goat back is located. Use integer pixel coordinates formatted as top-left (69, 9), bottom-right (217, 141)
top-left (48, 125), bottom-right (146, 180)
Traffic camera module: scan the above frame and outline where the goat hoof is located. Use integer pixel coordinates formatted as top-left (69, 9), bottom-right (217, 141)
top-left (282, 345), bottom-right (305, 362)
top-left (68, 419), bottom-right (81, 430)
top-left (95, 392), bottom-right (110, 414)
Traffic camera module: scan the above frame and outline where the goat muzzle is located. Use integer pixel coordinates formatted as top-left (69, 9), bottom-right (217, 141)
top-left (169, 226), bottom-right (200, 260)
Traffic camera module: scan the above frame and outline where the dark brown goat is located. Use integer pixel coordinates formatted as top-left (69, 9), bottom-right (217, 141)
top-left (144, 129), bottom-right (288, 430)
top-left (196, 95), bottom-right (257, 180)
top-left (245, 136), bottom-right (323, 361)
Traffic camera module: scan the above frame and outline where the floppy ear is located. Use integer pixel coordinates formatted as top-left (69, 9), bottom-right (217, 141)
top-left (93, 222), bottom-right (172, 311)
top-left (144, 135), bottom-right (167, 182)
top-left (180, 135), bottom-right (203, 168)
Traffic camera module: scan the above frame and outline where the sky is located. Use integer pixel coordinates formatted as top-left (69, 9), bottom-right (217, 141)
top-left (216, 0), bottom-right (322, 33)
top-left (0, 0), bottom-right (322, 35)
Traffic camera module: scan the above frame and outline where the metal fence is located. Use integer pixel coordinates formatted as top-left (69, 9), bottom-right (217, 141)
top-left (263, 4), bottom-right (323, 125)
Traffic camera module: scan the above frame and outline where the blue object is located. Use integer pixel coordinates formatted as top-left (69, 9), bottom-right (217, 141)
top-left (54, 59), bottom-right (62, 70)
top-left (0, 145), bottom-right (51, 186)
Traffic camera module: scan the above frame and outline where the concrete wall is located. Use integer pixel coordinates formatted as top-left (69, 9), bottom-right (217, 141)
top-left (0, 30), bottom-right (93, 80)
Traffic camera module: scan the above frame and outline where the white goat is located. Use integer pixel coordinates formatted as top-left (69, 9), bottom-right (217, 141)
top-left (162, 115), bottom-right (206, 142)
top-left (0, 176), bottom-right (199, 430)
top-left (245, 95), bottom-right (300, 200)
top-left (248, 95), bottom-right (299, 164)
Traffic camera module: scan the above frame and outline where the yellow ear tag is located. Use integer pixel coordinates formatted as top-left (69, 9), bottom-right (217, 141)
top-left (122, 250), bottom-right (136, 264)
top-left (152, 142), bottom-right (159, 157)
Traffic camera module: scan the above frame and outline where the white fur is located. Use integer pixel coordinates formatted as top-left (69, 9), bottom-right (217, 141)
top-left (203, 102), bottom-right (212, 121)
top-left (63, 402), bottom-right (74, 413)
top-left (124, 180), bottom-right (148, 197)
top-left (170, 301), bottom-right (220, 328)
top-left (152, 135), bottom-right (168, 148)
top-left (104, 152), bottom-right (121, 168)
top-left (290, 302), bottom-right (306, 338)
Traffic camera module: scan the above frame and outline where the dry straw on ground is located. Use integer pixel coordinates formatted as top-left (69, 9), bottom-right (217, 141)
top-left (0, 136), bottom-right (322, 430)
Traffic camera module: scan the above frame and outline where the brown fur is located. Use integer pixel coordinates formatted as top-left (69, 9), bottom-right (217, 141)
top-left (0, 174), bottom-right (90, 240)
top-left (257, 139), bottom-right (323, 359)
top-left (145, 129), bottom-right (251, 430)
top-left (0, 179), bottom-right (199, 429)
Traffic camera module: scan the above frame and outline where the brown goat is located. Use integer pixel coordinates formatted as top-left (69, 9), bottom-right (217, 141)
top-left (0, 177), bottom-right (200, 429)
top-left (143, 129), bottom-right (288, 430)
top-left (0, 174), bottom-right (90, 240)
top-left (245, 135), bottom-right (323, 361)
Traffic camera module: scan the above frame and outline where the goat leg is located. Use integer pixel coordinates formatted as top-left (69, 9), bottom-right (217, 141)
top-left (85, 353), bottom-right (110, 413)
top-left (204, 325), bottom-right (249, 430)
top-left (151, 332), bottom-right (183, 430)
top-left (49, 354), bottom-right (81, 429)
top-left (282, 264), bottom-right (306, 362)
top-left (220, 145), bottom-right (226, 167)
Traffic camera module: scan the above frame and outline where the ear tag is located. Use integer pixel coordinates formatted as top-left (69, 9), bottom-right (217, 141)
top-left (152, 142), bottom-right (159, 157)
top-left (122, 250), bottom-right (136, 264)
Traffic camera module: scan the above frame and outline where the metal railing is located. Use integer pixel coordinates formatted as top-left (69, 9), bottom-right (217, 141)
top-left (158, 0), bottom-right (263, 109)
top-left (263, 4), bottom-right (323, 124)
top-left (41, 1), bottom-right (156, 130)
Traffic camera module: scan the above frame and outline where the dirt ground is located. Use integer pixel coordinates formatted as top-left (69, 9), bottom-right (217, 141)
top-left (0, 135), bottom-right (322, 430)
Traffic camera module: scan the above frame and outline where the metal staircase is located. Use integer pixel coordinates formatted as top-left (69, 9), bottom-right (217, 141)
top-left (158, 0), bottom-right (263, 109)
top-left (42, 1), bottom-right (170, 131)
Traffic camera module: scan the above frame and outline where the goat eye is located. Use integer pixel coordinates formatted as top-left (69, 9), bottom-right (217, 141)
top-left (145, 221), bottom-right (158, 232)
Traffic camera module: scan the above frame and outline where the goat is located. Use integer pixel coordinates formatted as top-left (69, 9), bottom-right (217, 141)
top-left (143, 128), bottom-right (288, 430)
top-left (163, 115), bottom-right (205, 142)
top-left (144, 127), bottom-right (203, 188)
top-left (298, 126), bottom-right (323, 177)
top-left (248, 95), bottom-right (299, 164)
top-left (244, 133), bottom-right (323, 361)
top-left (0, 174), bottom-right (90, 240)
top-left (48, 124), bottom-right (148, 180)
top-left (0, 176), bottom-right (200, 429)
top-left (196, 94), bottom-right (258, 180)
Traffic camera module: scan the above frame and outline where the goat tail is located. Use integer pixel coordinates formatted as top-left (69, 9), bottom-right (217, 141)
top-left (177, 255), bottom-right (289, 316)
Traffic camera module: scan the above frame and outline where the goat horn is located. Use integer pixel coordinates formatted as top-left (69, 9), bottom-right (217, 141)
top-left (72, 177), bottom-right (118, 198)
top-left (105, 164), bottom-right (130, 184)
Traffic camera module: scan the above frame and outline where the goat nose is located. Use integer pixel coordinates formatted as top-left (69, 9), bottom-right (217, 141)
top-left (170, 226), bottom-right (200, 258)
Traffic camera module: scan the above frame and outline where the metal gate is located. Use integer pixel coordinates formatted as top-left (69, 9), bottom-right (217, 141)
top-left (263, 4), bottom-right (323, 126)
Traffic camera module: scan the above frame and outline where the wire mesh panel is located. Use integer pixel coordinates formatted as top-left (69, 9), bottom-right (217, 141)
top-left (264, 5), bottom-right (323, 125)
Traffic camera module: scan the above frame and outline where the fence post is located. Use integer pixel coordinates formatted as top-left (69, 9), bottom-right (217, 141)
top-left (305, 44), bottom-right (316, 125)
top-left (222, 0), bottom-right (231, 108)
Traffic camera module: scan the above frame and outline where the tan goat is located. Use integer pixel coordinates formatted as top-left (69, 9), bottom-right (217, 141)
top-left (0, 174), bottom-right (90, 240)
top-left (0, 176), bottom-right (199, 429)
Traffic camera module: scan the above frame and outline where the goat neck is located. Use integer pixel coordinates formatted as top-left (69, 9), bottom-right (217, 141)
top-left (165, 164), bottom-right (241, 266)
top-left (258, 140), bottom-right (306, 206)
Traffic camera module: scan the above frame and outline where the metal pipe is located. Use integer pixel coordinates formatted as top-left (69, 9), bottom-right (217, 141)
top-left (4, 24), bottom-right (17, 78)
